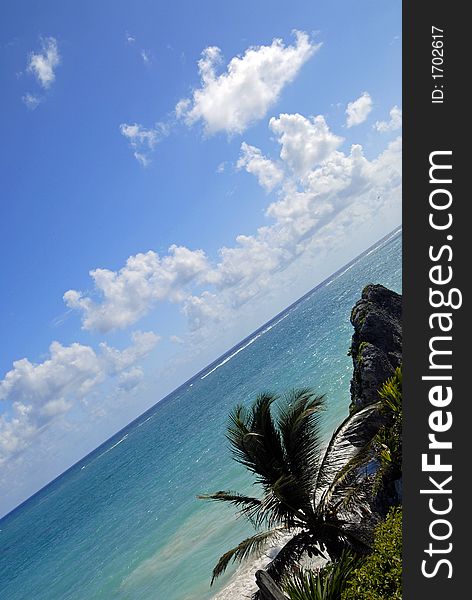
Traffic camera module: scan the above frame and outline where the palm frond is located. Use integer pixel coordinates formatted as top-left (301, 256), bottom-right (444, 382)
top-left (259, 479), bottom-right (311, 529)
top-left (197, 490), bottom-right (266, 527)
top-left (330, 477), bottom-right (374, 519)
top-left (378, 368), bottom-right (402, 415)
top-left (277, 389), bottom-right (326, 510)
top-left (314, 401), bottom-right (382, 511)
top-left (227, 393), bottom-right (286, 489)
top-left (319, 368), bottom-right (403, 513)
top-left (319, 435), bottom-right (378, 517)
top-left (337, 526), bottom-right (373, 555)
top-left (210, 527), bottom-right (287, 585)
top-left (265, 530), bottom-right (318, 585)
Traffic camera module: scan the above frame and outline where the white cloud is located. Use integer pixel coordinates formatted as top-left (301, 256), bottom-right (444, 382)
top-left (0, 343), bottom-right (103, 409)
top-left (0, 405), bottom-right (37, 465)
top-left (237, 142), bottom-right (284, 191)
top-left (120, 122), bottom-right (169, 165)
top-left (66, 112), bottom-right (401, 337)
top-left (99, 331), bottom-right (159, 373)
top-left (0, 332), bottom-right (158, 464)
top-left (374, 105), bottom-right (402, 133)
top-left (64, 246), bottom-right (210, 332)
top-left (133, 152), bottom-right (151, 167)
top-left (175, 98), bottom-right (191, 119)
top-left (177, 31), bottom-right (319, 134)
top-left (269, 113), bottom-right (344, 176)
top-left (22, 93), bottom-right (42, 110)
top-left (117, 367), bottom-right (144, 391)
top-left (27, 37), bottom-right (60, 89)
top-left (181, 135), bottom-right (401, 333)
top-left (182, 292), bottom-right (228, 331)
top-left (141, 49), bottom-right (151, 64)
top-left (345, 92), bottom-right (372, 128)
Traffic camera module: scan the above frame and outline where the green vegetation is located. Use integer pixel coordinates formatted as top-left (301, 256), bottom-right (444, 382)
top-left (344, 367), bottom-right (402, 498)
top-left (371, 367), bottom-right (402, 493)
top-left (200, 367), bottom-right (403, 598)
top-left (341, 507), bottom-right (402, 600)
top-left (284, 551), bottom-right (361, 600)
top-left (199, 389), bottom-right (381, 586)
top-left (282, 508), bottom-right (402, 600)
top-left (356, 341), bottom-right (372, 364)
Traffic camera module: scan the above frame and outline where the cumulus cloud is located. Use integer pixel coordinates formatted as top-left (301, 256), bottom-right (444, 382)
top-left (66, 111), bottom-right (401, 337)
top-left (117, 367), bottom-right (144, 392)
top-left (99, 331), bottom-right (159, 373)
top-left (120, 122), bottom-right (169, 166)
top-left (0, 405), bottom-right (37, 466)
top-left (374, 105), bottom-right (402, 133)
top-left (237, 143), bottom-right (284, 191)
top-left (345, 92), bottom-right (372, 128)
top-left (0, 332), bottom-right (158, 464)
top-left (193, 137), bottom-right (399, 320)
top-left (27, 37), bottom-right (60, 89)
top-left (181, 135), bottom-right (401, 333)
top-left (64, 246), bottom-right (210, 332)
top-left (176, 31), bottom-right (319, 134)
top-left (269, 113), bottom-right (344, 176)
top-left (0, 343), bottom-right (103, 410)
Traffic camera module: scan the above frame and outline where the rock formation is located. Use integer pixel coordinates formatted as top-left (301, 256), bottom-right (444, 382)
top-left (349, 284), bottom-right (402, 411)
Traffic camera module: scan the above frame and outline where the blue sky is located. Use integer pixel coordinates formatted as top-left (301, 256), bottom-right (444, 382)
top-left (0, 0), bottom-right (401, 516)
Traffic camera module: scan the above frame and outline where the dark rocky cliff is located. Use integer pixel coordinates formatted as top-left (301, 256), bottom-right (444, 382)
top-left (349, 284), bottom-right (402, 411)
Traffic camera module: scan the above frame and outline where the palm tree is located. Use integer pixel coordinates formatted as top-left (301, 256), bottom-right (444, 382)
top-left (199, 389), bottom-right (382, 588)
top-left (358, 367), bottom-right (403, 502)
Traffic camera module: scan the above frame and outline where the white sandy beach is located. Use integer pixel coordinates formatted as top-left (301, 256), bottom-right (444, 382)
top-left (212, 534), bottom-right (327, 600)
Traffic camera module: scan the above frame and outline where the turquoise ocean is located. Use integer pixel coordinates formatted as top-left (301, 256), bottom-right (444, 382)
top-left (0, 231), bottom-right (401, 600)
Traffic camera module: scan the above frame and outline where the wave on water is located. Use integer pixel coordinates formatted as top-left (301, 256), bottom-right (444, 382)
top-left (326, 227), bottom-right (401, 288)
top-left (80, 434), bottom-right (129, 470)
top-left (99, 433), bottom-right (129, 456)
top-left (325, 262), bottom-right (357, 287)
top-left (137, 415), bottom-right (154, 428)
top-left (200, 339), bottom-right (260, 381)
top-left (364, 227), bottom-right (402, 257)
top-left (200, 314), bottom-right (289, 381)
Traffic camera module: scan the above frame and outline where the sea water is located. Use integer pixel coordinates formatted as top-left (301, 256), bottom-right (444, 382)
top-left (0, 231), bottom-right (402, 600)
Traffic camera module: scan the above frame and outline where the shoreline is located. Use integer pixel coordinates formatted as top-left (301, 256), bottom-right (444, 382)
top-left (211, 533), bottom-right (327, 600)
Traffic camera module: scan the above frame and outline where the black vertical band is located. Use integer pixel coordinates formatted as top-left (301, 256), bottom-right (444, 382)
top-left (403, 3), bottom-right (468, 597)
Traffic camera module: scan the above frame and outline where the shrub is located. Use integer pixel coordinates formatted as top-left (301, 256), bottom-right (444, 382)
top-left (284, 551), bottom-right (362, 600)
top-left (341, 507), bottom-right (402, 600)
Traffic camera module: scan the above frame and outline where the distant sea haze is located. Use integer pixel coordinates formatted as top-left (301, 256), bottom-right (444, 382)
top-left (0, 230), bottom-right (402, 600)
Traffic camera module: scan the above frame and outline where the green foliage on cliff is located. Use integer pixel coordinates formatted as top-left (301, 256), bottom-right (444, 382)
top-left (373, 367), bottom-right (402, 491)
top-left (282, 507), bottom-right (402, 600)
top-left (341, 507), bottom-right (402, 600)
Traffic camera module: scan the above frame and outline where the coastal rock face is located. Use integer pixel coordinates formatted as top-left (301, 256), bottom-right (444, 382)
top-left (349, 284), bottom-right (402, 410)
